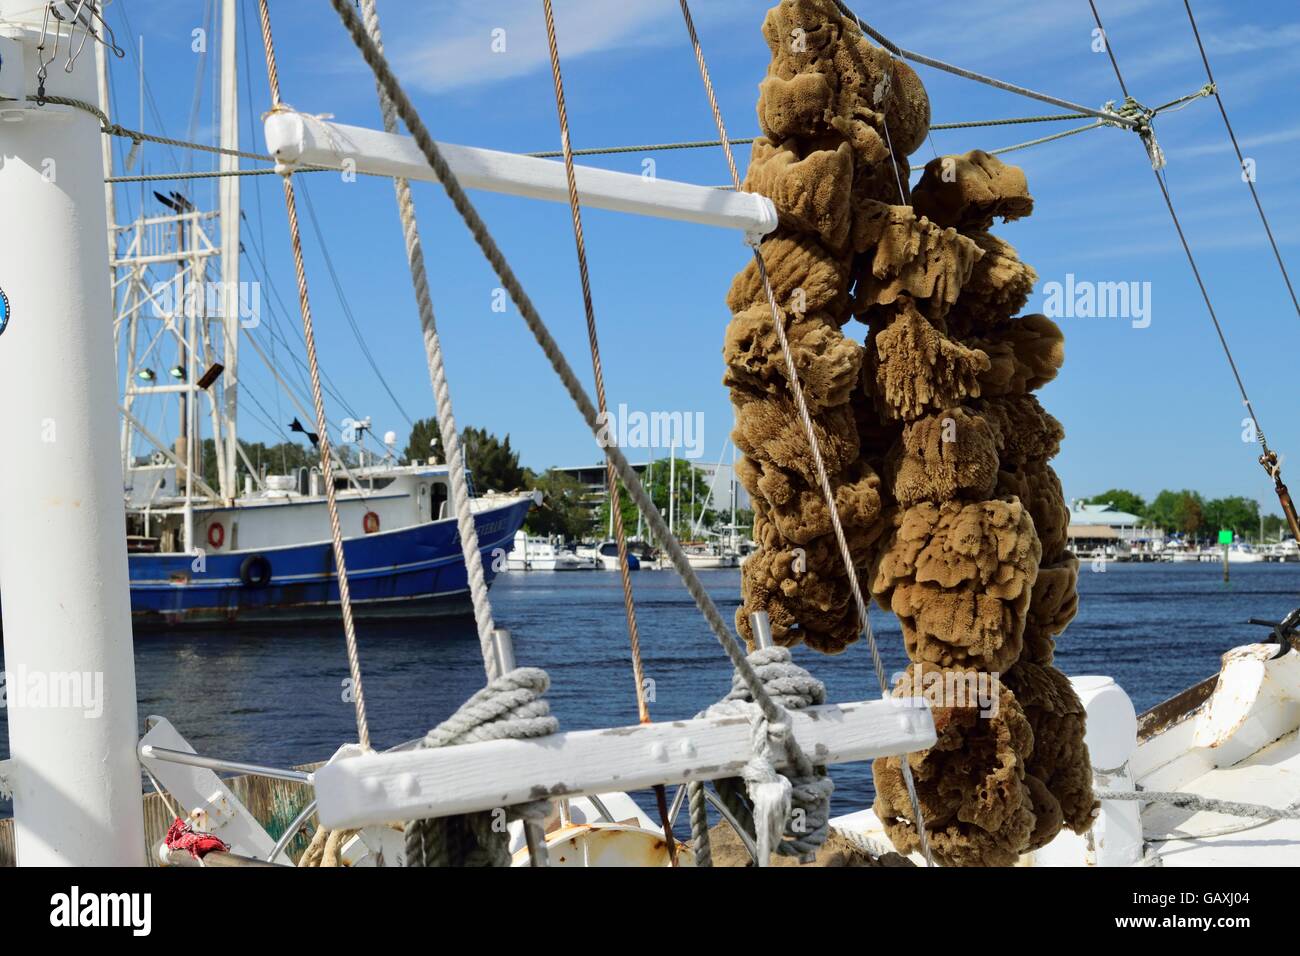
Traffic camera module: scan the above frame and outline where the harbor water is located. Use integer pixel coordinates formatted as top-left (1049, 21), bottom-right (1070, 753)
top-left (2, 562), bottom-right (1298, 820)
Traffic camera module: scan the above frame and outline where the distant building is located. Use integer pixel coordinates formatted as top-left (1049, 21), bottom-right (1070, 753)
top-left (1067, 501), bottom-right (1164, 548)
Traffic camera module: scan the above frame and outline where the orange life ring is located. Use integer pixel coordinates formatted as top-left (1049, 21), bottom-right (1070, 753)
top-left (363, 511), bottom-right (380, 534)
top-left (207, 522), bottom-right (225, 549)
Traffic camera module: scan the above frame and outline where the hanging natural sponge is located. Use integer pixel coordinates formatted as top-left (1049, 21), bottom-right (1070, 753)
top-left (873, 664), bottom-right (1036, 866)
top-left (994, 462), bottom-right (1070, 561)
top-left (727, 232), bottom-right (850, 318)
top-left (885, 406), bottom-right (999, 508)
top-left (947, 232), bottom-right (1038, 334)
top-left (723, 305), bottom-right (862, 413)
top-left (761, 0), bottom-right (843, 69)
top-left (745, 139), bottom-right (855, 251)
top-left (868, 299), bottom-right (990, 422)
top-left (971, 313), bottom-right (1066, 396)
top-left (737, 518), bottom-right (862, 653)
top-left (979, 394), bottom-right (1063, 466)
top-left (1003, 661), bottom-right (1097, 835)
top-left (911, 150), bottom-right (1034, 231)
top-left (871, 498), bottom-right (1040, 672)
top-left (733, 395), bottom-right (859, 484)
top-left (757, 71), bottom-right (835, 140)
top-left (1021, 553), bottom-right (1080, 664)
top-left (851, 200), bottom-right (981, 311)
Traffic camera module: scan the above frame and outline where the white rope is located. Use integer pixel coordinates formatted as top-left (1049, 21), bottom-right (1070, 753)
top-left (358, 0), bottom-right (500, 681)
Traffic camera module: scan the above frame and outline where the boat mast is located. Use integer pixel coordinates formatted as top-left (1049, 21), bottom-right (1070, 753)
top-left (218, 0), bottom-right (240, 499)
top-left (0, 0), bottom-right (146, 864)
top-left (669, 440), bottom-right (676, 538)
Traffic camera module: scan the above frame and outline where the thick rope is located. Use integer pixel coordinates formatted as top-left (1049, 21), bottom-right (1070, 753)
top-left (675, 0), bottom-right (932, 865)
top-left (323, 0), bottom-right (812, 779)
top-left (404, 667), bottom-right (558, 867)
top-left (357, 0), bottom-right (500, 681)
top-left (256, 0), bottom-right (370, 751)
top-left (541, 0), bottom-right (678, 862)
top-left (1096, 789), bottom-right (1300, 821)
top-left (689, 647), bottom-right (833, 866)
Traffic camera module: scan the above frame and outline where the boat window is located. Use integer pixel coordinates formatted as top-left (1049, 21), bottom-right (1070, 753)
top-left (432, 481), bottom-right (448, 520)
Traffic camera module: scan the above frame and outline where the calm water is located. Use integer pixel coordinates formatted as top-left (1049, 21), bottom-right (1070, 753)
top-left (3, 562), bottom-right (1298, 818)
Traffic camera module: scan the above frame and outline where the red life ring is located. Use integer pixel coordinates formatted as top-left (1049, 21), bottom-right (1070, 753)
top-left (363, 511), bottom-right (380, 534)
top-left (207, 522), bottom-right (225, 549)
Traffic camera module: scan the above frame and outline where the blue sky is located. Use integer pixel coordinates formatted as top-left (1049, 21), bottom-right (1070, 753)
top-left (109, 0), bottom-right (1300, 511)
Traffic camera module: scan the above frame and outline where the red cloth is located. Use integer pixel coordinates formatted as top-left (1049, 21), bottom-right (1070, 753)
top-left (165, 817), bottom-right (230, 859)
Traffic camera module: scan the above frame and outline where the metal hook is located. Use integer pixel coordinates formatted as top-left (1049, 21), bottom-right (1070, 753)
top-left (63, 0), bottom-right (94, 74)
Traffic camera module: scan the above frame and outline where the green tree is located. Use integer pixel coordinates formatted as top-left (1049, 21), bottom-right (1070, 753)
top-left (525, 469), bottom-right (594, 539)
top-left (1262, 513), bottom-right (1287, 541)
top-left (598, 456), bottom-right (718, 541)
top-left (402, 422), bottom-right (524, 491)
top-left (403, 417), bottom-right (444, 465)
top-left (1203, 496), bottom-right (1260, 539)
top-left (1085, 488), bottom-right (1147, 519)
top-left (461, 426), bottom-right (526, 492)
top-left (1148, 489), bottom-right (1204, 535)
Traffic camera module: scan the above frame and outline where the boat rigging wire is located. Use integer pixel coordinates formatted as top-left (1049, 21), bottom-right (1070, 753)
top-left (256, 0), bottom-right (371, 752)
top-left (541, 0), bottom-right (678, 865)
top-left (1083, 1), bottom-right (1300, 544)
top-left (829, 0), bottom-right (1138, 128)
top-left (1180, 0), bottom-right (1300, 325)
top-left (355, 0), bottom-right (504, 684)
top-left (674, 0), bottom-right (933, 866)
top-left (325, 0), bottom-right (829, 804)
top-left (298, 178), bottom-right (416, 429)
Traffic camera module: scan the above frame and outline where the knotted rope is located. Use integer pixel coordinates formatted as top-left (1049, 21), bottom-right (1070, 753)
top-left (689, 647), bottom-right (834, 866)
top-left (404, 668), bottom-right (559, 867)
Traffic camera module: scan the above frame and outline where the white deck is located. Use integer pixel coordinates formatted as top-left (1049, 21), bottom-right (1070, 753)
top-left (1142, 727), bottom-right (1299, 866)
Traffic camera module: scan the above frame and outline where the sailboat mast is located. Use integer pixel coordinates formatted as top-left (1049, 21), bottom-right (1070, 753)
top-left (669, 441), bottom-right (676, 538)
top-left (0, 1), bottom-right (146, 864)
top-left (219, 0), bottom-right (240, 499)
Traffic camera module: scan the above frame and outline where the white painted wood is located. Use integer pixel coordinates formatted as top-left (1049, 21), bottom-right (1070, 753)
top-left (1193, 643), bottom-right (1300, 767)
top-left (138, 716), bottom-right (276, 859)
top-left (263, 111), bottom-right (779, 238)
top-left (314, 698), bottom-right (936, 830)
top-left (0, 4), bottom-right (145, 866)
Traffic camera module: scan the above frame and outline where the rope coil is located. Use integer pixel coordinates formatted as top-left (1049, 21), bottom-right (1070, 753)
top-left (404, 667), bottom-right (559, 867)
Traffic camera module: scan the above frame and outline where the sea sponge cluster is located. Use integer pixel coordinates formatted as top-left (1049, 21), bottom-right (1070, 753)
top-left (730, 0), bottom-right (1096, 864)
top-left (728, 0), bottom-right (932, 654)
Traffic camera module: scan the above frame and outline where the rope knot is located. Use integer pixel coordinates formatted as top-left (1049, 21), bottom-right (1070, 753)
top-left (404, 666), bottom-right (559, 866)
top-left (692, 646), bottom-right (834, 864)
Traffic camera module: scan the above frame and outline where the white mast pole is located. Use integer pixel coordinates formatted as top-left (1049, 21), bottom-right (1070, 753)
top-left (669, 441), bottom-right (676, 539)
top-left (0, 3), bottom-right (146, 865)
top-left (219, 0), bottom-right (240, 499)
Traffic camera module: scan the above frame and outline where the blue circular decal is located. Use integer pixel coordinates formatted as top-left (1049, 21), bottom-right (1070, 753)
top-left (0, 287), bottom-right (8, 338)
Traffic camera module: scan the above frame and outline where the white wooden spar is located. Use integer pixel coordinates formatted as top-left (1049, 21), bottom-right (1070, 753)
top-left (0, 2), bottom-right (146, 865)
top-left (262, 111), bottom-right (779, 239)
top-left (313, 698), bottom-right (936, 830)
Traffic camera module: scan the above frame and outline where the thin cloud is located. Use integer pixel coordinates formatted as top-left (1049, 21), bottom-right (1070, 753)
top-left (386, 0), bottom-right (718, 93)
